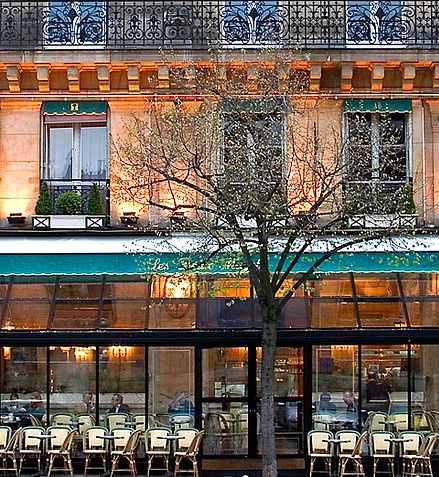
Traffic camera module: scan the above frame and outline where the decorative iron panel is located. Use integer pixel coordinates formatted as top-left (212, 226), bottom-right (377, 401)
top-left (0, 1), bottom-right (437, 49)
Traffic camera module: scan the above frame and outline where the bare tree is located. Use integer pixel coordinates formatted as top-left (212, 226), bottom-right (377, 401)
top-left (113, 53), bottom-right (416, 477)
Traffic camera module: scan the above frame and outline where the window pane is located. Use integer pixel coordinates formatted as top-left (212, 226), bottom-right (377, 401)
top-left (362, 345), bottom-right (407, 418)
top-left (312, 345), bottom-right (359, 431)
top-left (48, 127), bottom-right (73, 179)
top-left (149, 347), bottom-right (193, 428)
top-left (49, 346), bottom-right (96, 418)
top-left (99, 346), bottom-right (145, 416)
top-left (1, 346), bottom-right (47, 426)
top-left (81, 126), bottom-right (107, 180)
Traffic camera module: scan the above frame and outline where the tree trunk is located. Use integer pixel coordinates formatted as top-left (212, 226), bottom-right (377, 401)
top-left (261, 308), bottom-right (278, 477)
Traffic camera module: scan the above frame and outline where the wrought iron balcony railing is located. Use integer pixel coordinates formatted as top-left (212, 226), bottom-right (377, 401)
top-left (0, 1), bottom-right (438, 50)
top-left (43, 179), bottom-right (110, 215)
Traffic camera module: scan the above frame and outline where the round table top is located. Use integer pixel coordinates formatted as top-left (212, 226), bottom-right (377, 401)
top-left (157, 435), bottom-right (183, 440)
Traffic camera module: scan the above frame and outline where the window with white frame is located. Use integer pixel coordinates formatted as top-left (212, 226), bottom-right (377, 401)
top-left (344, 103), bottom-right (411, 214)
top-left (346, 1), bottom-right (404, 46)
top-left (219, 101), bottom-right (285, 224)
top-left (221, 1), bottom-right (281, 46)
top-left (46, 1), bottom-right (105, 46)
top-left (42, 102), bottom-right (108, 211)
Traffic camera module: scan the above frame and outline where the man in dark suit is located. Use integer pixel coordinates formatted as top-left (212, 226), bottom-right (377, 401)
top-left (109, 393), bottom-right (130, 413)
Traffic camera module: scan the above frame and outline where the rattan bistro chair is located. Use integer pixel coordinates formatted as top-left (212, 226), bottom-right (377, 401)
top-left (46, 429), bottom-right (78, 477)
top-left (338, 431), bottom-right (368, 477)
top-left (174, 430), bottom-right (204, 477)
top-left (109, 429), bottom-right (142, 477)
top-left (308, 430), bottom-right (333, 477)
top-left (83, 426), bottom-right (108, 474)
top-left (0, 429), bottom-right (21, 476)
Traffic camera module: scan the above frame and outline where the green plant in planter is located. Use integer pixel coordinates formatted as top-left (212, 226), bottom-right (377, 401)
top-left (55, 191), bottom-right (82, 214)
top-left (35, 181), bottom-right (53, 215)
top-left (396, 183), bottom-right (416, 215)
top-left (87, 183), bottom-right (105, 214)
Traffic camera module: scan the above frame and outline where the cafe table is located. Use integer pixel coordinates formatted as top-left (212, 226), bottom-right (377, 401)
top-left (385, 436), bottom-right (412, 477)
top-left (96, 434), bottom-right (119, 475)
top-left (323, 437), bottom-right (350, 477)
top-left (34, 434), bottom-right (54, 476)
top-left (157, 435), bottom-right (183, 477)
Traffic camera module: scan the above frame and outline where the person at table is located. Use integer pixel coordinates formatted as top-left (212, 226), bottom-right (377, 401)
top-left (366, 372), bottom-right (389, 402)
top-left (168, 391), bottom-right (194, 416)
top-left (343, 391), bottom-right (358, 413)
top-left (18, 391), bottom-right (45, 425)
top-left (74, 392), bottom-right (95, 414)
top-left (2, 392), bottom-right (19, 414)
top-left (317, 392), bottom-right (337, 414)
top-left (109, 393), bottom-right (130, 413)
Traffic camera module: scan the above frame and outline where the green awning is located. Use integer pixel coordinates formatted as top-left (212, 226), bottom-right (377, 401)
top-left (343, 99), bottom-right (412, 113)
top-left (0, 251), bottom-right (439, 276)
top-left (43, 101), bottom-right (107, 116)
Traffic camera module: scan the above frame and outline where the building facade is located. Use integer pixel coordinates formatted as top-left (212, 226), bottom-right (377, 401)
top-left (2, 1), bottom-right (439, 472)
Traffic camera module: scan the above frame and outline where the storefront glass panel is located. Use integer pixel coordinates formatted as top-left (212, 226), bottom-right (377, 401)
top-left (148, 347), bottom-right (194, 429)
top-left (99, 346), bottom-right (145, 417)
top-left (361, 345), bottom-right (408, 427)
top-left (202, 347), bottom-right (248, 455)
top-left (48, 346), bottom-right (96, 421)
top-left (6, 302), bottom-right (50, 329)
top-left (309, 276), bottom-right (357, 328)
top-left (401, 273), bottom-right (439, 327)
top-left (1, 346), bottom-right (47, 426)
top-left (270, 348), bottom-right (304, 455)
top-left (414, 345), bottom-right (439, 432)
top-left (312, 345), bottom-right (359, 431)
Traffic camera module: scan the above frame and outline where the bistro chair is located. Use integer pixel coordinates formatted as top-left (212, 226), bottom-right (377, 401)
top-left (145, 427), bottom-right (172, 476)
top-left (204, 412), bottom-right (236, 454)
top-left (400, 431), bottom-right (424, 477)
top-left (308, 429), bottom-right (333, 477)
top-left (336, 430), bottom-right (361, 468)
top-left (369, 430), bottom-right (395, 477)
top-left (132, 414), bottom-right (147, 433)
top-left (46, 428), bottom-right (78, 477)
top-left (47, 425), bottom-right (71, 450)
top-left (401, 432), bottom-right (439, 477)
top-left (362, 412), bottom-right (388, 434)
top-left (83, 426), bottom-right (108, 475)
top-left (50, 412), bottom-right (74, 427)
top-left (0, 428), bottom-right (21, 476)
top-left (0, 427), bottom-right (11, 450)
top-left (175, 428), bottom-right (199, 452)
top-left (112, 428), bottom-right (133, 451)
top-left (338, 431), bottom-right (368, 477)
top-left (76, 413), bottom-right (96, 435)
top-left (109, 428), bottom-right (142, 477)
top-left (174, 430), bottom-right (205, 477)
top-left (390, 413), bottom-right (409, 432)
top-left (19, 426), bottom-right (45, 474)
top-left (106, 412), bottom-right (130, 432)
top-left (170, 414), bottom-right (194, 430)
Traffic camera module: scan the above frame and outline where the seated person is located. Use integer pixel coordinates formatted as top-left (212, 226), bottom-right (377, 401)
top-left (74, 392), bottom-right (95, 414)
top-left (17, 391), bottom-right (45, 425)
top-left (168, 391), bottom-right (194, 416)
top-left (108, 393), bottom-right (130, 414)
top-left (317, 392), bottom-right (337, 414)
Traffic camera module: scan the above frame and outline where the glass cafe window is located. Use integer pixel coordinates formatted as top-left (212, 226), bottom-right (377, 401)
top-left (346, 1), bottom-right (404, 46)
top-left (221, 1), bottom-right (281, 46)
top-left (47, 2), bottom-right (105, 46)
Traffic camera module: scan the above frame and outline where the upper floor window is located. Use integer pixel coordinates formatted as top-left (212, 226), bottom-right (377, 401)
top-left (42, 101), bottom-right (108, 212)
top-left (346, 1), bottom-right (404, 46)
top-left (47, 1), bottom-right (105, 46)
top-left (344, 99), bottom-right (412, 214)
top-left (221, 1), bottom-right (281, 46)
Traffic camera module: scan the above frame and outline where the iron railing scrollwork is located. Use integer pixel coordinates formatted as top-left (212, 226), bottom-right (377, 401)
top-left (0, 1), bottom-right (438, 49)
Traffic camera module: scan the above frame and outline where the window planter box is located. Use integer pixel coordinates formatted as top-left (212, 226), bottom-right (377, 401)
top-left (32, 215), bottom-right (106, 229)
top-left (348, 214), bottom-right (417, 229)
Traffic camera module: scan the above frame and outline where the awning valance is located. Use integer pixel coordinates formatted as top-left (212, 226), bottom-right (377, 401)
top-left (343, 99), bottom-right (412, 113)
top-left (1, 236), bottom-right (439, 276)
top-left (43, 101), bottom-right (107, 116)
